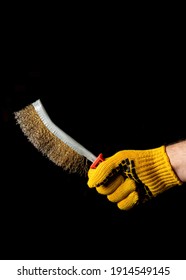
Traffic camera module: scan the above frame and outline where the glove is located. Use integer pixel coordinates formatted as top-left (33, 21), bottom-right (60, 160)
top-left (87, 145), bottom-right (183, 210)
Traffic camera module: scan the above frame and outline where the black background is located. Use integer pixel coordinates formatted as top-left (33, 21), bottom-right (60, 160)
top-left (1, 11), bottom-right (186, 261)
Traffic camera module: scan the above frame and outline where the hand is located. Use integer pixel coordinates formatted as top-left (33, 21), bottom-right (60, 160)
top-left (87, 146), bottom-right (182, 210)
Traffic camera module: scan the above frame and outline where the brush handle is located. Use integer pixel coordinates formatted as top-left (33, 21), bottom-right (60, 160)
top-left (90, 153), bottom-right (105, 169)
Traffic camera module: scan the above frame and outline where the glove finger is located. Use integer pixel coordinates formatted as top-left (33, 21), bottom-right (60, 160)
top-left (96, 175), bottom-right (125, 195)
top-left (87, 158), bottom-right (118, 188)
top-left (87, 168), bottom-right (96, 188)
top-left (107, 178), bottom-right (136, 202)
top-left (117, 191), bottom-right (139, 211)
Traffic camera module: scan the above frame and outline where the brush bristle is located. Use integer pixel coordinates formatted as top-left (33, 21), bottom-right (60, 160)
top-left (14, 104), bottom-right (89, 176)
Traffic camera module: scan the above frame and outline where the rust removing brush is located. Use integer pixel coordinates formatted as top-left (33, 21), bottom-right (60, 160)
top-left (14, 99), bottom-right (104, 176)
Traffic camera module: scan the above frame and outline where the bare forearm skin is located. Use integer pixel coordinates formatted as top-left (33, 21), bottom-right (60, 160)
top-left (166, 140), bottom-right (186, 183)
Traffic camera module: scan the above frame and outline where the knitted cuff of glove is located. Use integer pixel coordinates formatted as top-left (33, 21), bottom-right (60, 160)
top-left (137, 145), bottom-right (183, 197)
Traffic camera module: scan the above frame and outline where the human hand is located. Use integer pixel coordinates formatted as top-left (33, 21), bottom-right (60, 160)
top-left (87, 146), bottom-right (182, 210)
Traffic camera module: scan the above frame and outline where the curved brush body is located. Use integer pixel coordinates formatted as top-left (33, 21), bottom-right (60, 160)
top-left (14, 99), bottom-right (97, 176)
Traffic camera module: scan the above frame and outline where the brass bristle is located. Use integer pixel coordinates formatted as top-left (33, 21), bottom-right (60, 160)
top-left (14, 104), bottom-right (89, 176)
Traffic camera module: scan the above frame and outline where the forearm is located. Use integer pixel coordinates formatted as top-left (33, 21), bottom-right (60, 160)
top-left (166, 140), bottom-right (186, 183)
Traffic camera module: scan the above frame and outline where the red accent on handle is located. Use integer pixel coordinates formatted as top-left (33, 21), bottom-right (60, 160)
top-left (90, 153), bottom-right (105, 169)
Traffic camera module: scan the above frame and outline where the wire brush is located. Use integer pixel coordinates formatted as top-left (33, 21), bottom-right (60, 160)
top-left (14, 99), bottom-right (104, 176)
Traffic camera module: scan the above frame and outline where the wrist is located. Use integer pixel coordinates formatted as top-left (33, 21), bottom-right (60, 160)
top-left (166, 141), bottom-right (186, 183)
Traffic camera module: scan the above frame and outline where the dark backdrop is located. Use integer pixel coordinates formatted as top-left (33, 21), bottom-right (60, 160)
top-left (1, 21), bottom-right (186, 261)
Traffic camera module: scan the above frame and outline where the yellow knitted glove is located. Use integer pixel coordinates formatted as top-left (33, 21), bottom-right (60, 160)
top-left (87, 146), bottom-right (183, 210)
